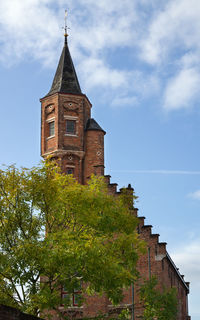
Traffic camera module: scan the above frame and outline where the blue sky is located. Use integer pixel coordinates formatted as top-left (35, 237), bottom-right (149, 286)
top-left (0, 0), bottom-right (200, 318)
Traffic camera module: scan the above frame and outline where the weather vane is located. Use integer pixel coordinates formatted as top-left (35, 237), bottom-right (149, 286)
top-left (64, 10), bottom-right (69, 38)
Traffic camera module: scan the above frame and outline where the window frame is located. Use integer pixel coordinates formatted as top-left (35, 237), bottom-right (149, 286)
top-left (61, 282), bottom-right (82, 307)
top-left (49, 121), bottom-right (55, 137)
top-left (66, 119), bottom-right (76, 135)
top-left (64, 116), bottom-right (78, 136)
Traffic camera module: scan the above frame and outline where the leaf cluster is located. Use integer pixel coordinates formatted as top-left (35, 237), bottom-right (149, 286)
top-left (139, 276), bottom-right (178, 320)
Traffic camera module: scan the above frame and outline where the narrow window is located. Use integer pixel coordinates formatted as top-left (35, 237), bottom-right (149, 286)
top-left (66, 120), bottom-right (76, 135)
top-left (61, 284), bottom-right (72, 305)
top-left (73, 282), bottom-right (82, 306)
top-left (49, 121), bottom-right (55, 137)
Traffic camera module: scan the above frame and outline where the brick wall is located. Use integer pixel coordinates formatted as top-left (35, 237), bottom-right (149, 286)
top-left (84, 129), bottom-right (105, 183)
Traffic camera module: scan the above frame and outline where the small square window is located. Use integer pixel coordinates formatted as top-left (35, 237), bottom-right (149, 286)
top-left (49, 121), bottom-right (55, 137)
top-left (61, 281), bottom-right (82, 307)
top-left (66, 168), bottom-right (74, 175)
top-left (66, 120), bottom-right (76, 135)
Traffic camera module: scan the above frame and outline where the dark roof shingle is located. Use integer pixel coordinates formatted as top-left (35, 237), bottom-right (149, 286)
top-left (85, 118), bottom-right (106, 134)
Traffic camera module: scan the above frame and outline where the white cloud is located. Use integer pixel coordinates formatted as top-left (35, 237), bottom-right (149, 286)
top-left (139, 0), bottom-right (200, 111)
top-left (171, 239), bottom-right (200, 317)
top-left (172, 240), bottom-right (200, 285)
top-left (0, 0), bottom-right (148, 105)
top-left (1, 0), bottom-right (200, 110)
top-left (0, 0), bottom-right (139, 67)
top-left (188, 190), bottom-right (200, 200)
top-left (140, 0), bottom-right (200, 65)
top-left (163, 68), bottom-right (200, 110)
top-left (0, 0), bottom-right (62, 66)
top-left (78, 58), bottom-right (128, 90)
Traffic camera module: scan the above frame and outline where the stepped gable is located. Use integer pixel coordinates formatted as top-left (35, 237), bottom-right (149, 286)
top-left (102, 175), bottom-right (190, 318)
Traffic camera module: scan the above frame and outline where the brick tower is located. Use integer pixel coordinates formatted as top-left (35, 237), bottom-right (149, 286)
top-left (40, 33), bottom-right (190, 320)
top-left (40, 34), bottom-right (105, 184)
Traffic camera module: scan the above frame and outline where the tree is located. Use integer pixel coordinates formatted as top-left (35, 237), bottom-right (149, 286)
top-left (139, 276), bottom-right (178, 320)
top-left (0, 161), bottom-right (145, 318)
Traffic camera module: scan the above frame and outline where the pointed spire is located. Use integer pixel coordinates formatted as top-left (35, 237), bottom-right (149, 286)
top-left (46, 12), bottom-right (82, 97)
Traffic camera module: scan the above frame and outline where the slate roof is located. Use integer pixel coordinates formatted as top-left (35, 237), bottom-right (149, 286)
top-left (85, 118), bottom-right (106, 134)
top-left (46, 36), bottom-right (82, 96)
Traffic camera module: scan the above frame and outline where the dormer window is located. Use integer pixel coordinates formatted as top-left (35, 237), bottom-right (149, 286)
top-left (49, 121), bottom-right (55, 137)
top-left (66, 120), bottom-right (76, 135)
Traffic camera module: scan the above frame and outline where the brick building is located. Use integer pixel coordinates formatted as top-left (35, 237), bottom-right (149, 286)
top-left (40, 33), bottom-right (190, 319)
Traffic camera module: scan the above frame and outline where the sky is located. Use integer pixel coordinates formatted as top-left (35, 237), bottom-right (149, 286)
top-left (0, 0), bottom-right (199, 318)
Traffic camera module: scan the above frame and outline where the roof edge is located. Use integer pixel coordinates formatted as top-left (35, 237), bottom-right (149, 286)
top-left (85, 118), bottom-right (106, 134)
top-left (40, 92), bottom-right (92, 107)
top-left (166, 251), bottom-right (190, 293)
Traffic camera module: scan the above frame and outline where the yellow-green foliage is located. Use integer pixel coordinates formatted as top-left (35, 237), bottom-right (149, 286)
top-left (0, 160), bottom-right (145, 318)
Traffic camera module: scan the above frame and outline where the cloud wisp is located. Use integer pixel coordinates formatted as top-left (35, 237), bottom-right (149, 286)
top-left (111, 169), bottom-right (200, 175)
top-left (188, 190), bottom-right (200, 200)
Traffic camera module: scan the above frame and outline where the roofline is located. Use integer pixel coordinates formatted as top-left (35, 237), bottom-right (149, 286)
top-left (166, 251), bottom-right (189, 293)
top-left (40, 92), bottom-right (92, 107)
top-left (85, 128), bottom-right (106, 135)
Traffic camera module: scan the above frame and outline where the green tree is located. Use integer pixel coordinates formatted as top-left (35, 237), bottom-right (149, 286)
top-left (139, 276), bottom-right (178, 320)
top-left (0, 161), bottom-right (145, 318)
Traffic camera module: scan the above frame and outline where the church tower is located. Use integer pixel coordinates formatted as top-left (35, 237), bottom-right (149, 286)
top-left (40, 33), bottom-right (105, 184)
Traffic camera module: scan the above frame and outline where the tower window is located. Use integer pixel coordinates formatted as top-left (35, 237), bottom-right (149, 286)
top-left (49, 121), bottom-right (55, 137)
top-left (66, 120), bottom-right (76, 135)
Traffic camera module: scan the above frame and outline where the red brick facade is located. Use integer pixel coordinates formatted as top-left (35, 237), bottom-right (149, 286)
top-left (40, 36), bottom-right (190, 319)
top-left (40, 92), bottom-right (105, 184)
